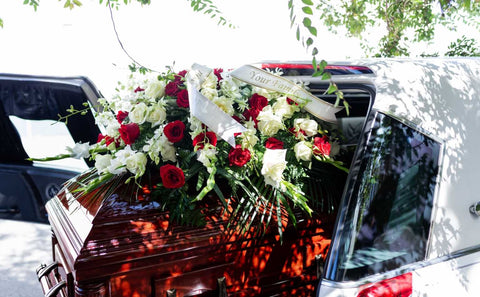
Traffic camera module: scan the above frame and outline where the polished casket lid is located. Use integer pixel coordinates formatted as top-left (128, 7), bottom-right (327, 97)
top-left (46, 176), bottom-right (333, 296)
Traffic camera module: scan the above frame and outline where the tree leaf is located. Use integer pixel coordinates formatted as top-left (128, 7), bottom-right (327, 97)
top-left (302, 6), bottom-right (313, 15)
top-left (306, 37), bottom-right (313, 46)
top-left (302, 0), bottom-right (314, 5)
top-left (303, 17), bottom-right (312, 27)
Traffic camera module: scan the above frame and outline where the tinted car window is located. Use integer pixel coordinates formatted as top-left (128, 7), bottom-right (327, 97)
top-left (325, 112), bottom-right (441, 281)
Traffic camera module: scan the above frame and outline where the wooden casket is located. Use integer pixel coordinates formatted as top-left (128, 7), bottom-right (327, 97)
top-left (36, 178), bottom-right (335, 297)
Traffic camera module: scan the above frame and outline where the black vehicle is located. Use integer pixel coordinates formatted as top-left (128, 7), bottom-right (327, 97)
top-left (0, 73), bottom-right (101, 223)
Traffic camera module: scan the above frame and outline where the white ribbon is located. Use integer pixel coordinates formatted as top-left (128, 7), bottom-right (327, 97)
top-left (230, 65), bottom-right (342, 123)
top-left (186, 64), bottom-right (247, 147)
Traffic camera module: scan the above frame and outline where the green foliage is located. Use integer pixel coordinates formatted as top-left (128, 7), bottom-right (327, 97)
top-left (23, 0), bottom-right (40, 11)
top-left (306, 0), bottom-right (480, 57)
top-left (445, 35), bottom-right (480, 56)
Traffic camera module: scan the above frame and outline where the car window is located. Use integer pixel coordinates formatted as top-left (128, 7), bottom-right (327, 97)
top-left (9, 115), bottom-right (88, 171)
top-left (325, 112), bottom-right (441, 281)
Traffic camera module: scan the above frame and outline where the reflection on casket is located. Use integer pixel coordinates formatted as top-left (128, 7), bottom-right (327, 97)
top-left (36, 178), bottom-right (334, 297)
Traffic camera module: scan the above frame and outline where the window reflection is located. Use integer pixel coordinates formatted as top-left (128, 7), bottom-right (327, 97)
top-left (327, 112), bottom-right (440, 281)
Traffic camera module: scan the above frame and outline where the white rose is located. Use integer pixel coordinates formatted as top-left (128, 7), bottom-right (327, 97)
top-left (94, 154), bottom-right (112, 174)
top-left (145, 79), bottom-right (166, 99)
top-left (257, 106), bottom-right (284, 136)
top-left (261, 149), bottom-right (287, 188)
top-left (126, 152), bottom-right (147, 176)
top-left (294, 141), bottom-right (312, 161)
top-left (294, 118), bottom-right (318, 137)
top-left (147, 103), bottom-right (167, 127)
top-left (272, 96), bottom-right (297, 119)
top-left (67, 142), bottom-right (90, 159)
top-left (129, 102), bottom-right (148, 124)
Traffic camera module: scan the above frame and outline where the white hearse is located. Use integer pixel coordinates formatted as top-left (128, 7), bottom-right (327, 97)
top-left (265, 58), bottom-right (480, 297)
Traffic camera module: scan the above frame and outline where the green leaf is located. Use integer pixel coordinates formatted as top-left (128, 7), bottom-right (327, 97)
top-left (308, 25), bottom-right (317, 36)
top-left (296, 26), bottom-right (300, 41)
top-left (0, 18), bottom-right (3, 28)
top-left (303, 17), bottom-right (312, 27)
top-left (302, 0), bottom-right (314, 5)
top-left (306, 37), bottom-right (313, 47)
top-left (302, 6), bottom-right (313, 15)
top-left (326, 83), bottom-right (337, 94)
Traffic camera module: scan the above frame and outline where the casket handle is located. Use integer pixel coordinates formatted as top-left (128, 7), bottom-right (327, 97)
top-left (36, 262), bottom-right (59, 280)
top-left (45, 280), bottom-right (66, 297)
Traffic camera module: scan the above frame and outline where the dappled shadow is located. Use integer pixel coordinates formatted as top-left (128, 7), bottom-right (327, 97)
top-left (0, 219), bottom-right (51, 296)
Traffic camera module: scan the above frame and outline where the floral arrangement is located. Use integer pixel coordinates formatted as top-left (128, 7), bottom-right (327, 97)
top-left (40, 64), bottom-right (348, 237)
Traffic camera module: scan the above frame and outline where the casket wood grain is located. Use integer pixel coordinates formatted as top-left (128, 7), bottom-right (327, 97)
top-left (38, 180), bottom-right (333, 297)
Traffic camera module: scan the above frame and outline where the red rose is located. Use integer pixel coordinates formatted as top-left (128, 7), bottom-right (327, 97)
top-left (97, 134), bottom-right (118, 147)
top-left (228, 145), bottom-right (251, 167)
top-left (265, 137), bottom-right (284, 149)
top-left (249, 94), bottom-right (268, 111)
top-left (160, 164), bottom-right (185, 189)
top-left (163, 120), bottom-right (185, 143)
top-left (165, 81), bottom-right (181, 96)
top-left (176, 89), bottom-right (189, 108)
top-left (193, 131), bottom-right (217, 149)
top-left (116, 110), bottom-right (129, 124)
top-left (243, 108), bottom-right (260, 122)
top-left (176, 70), bottom-right (187, 80)
top-left (313, 136), bottom-right (331, 156)
top-left (119, 123), bottom-right (140, 145)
